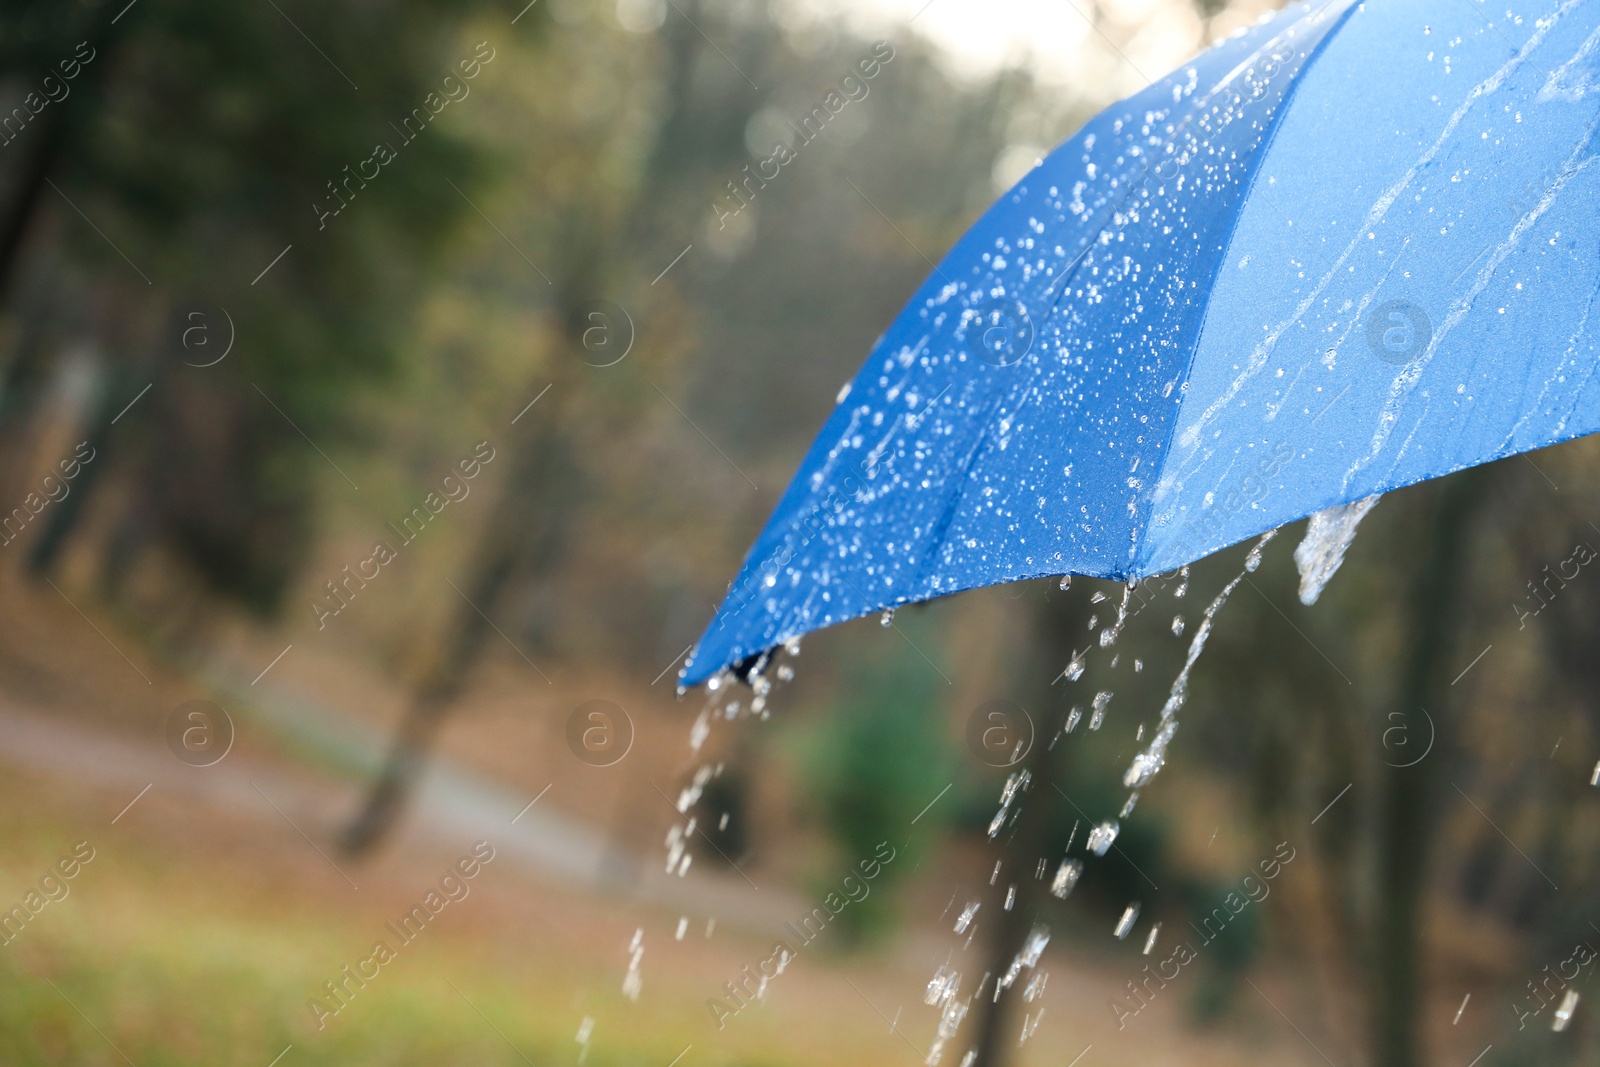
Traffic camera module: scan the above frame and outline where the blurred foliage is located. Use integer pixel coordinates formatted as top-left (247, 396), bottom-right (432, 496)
top-left (799, 615), bottom-right (952, 944)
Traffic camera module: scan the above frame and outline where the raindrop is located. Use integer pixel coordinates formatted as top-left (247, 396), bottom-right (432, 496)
top-left (1134, 658), bottom-right (1143, 672)
top-left (1059, 574), bottom-right (1073, 590)
top-left (926, 963), bottom-right (958, 1006)
top-left (999, 926), bottom-right (1050, 991)
top-left (1175, 565), bottom-right (1190, 598)
top-left (1591, 761), bottom-right (1600, 786)
top-left (675, 917), bottom-right (688, 940)
top-left (989, 860), bottom-right (1002, 886)
top-left (1087, 820), bottom-right (1119, 855)
top-left (784, 636), bottom-right (803, 656)
top-left (1090, 591), bottom-right (1107, 604)
top-left (1120, 791), bottom-right (1140, 818)
top-left (1004, 885), bottom-right (1017, 910)
top-left (1063, 650), bottom-right (1087, 681)
top-left (1244, 528), bottom-right (1275, 572)
top-left (576, 1017), bottom-right (594, 1061)
top-left (622, 928), bottom-right (644, 1002)
top-left (1114, 903), bottom-right (1140, 939)
top-left (776, 664), bottom-right (795, 682)
top-left (955, 901), bottom-right (982, 934)
top-left (1554, 990), bottom-right (1580, 1031)
top-left (1136, 724), bottom-right (1145, 741)
top-left (1065, 707), bottom-right (1082, 733)
top-left (1172, 614), bottom-right (1186, 636)
top-left (1142, 922), bottom-right (1162, 955)
top-left (1049, 859), bottom-right (1083, 898)
top-left (1088, 614), bottom-right (1099, 630)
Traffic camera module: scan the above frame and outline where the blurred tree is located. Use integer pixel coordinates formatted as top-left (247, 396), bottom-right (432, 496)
top-left (0, 0), bottom-right (511, 616)
top-left (802, 619), bottom-right (952, 943)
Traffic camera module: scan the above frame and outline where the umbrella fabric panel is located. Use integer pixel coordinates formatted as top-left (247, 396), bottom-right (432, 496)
top-left (928, 0), bottom-right (1354, 591)
top-left (1144, 0), bottom-right (1600, 573)
top-left (681, 0), bottom-right (1352, 685)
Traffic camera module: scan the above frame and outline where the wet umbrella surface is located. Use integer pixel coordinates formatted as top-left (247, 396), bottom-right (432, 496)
top-left (683, 0), bottom-right (1600, 687)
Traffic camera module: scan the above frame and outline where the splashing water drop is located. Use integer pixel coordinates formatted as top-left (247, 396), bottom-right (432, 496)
top-left (1063, 650), bottom-right (1087, 681)
top-left (1244, 528), bottom-right (1276, 572)
top-left (926, 963), bottom-right (958, 1006)
top-left (622, 928), bottom-right (644, 1002)
top-left (1049, 859), bottom-right (1083, 898)
top-left (1087, 820), bottom-right (1119, 855)
top-left (1295, 495), bottom-right (1382, 604)
top-left (1554, 990), bottom-right (1580, 1031)
top-left (999, 926), bottom-right (1051, 992)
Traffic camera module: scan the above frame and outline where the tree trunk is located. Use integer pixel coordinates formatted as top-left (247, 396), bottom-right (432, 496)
top-left (1373, 467), bottom-right (1491, 1067)
top-left (339, 402), bottom-right (578, 855)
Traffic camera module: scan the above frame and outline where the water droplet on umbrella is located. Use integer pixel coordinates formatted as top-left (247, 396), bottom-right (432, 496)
top-left (881, 608), bottom-right (896, 627)
top-left (1059, 574), bottom-right (1073, 590)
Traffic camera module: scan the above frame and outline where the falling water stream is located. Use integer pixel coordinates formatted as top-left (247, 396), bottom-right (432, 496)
top-left (656, 507), bottom-right (1378, 1064)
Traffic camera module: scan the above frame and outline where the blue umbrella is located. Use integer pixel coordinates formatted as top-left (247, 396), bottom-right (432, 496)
top-left (681, 0), bottom-right (1600, 687)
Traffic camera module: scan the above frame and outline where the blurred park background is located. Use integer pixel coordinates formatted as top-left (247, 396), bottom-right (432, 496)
top-left (0, 0), bottom-right (1598, 1065)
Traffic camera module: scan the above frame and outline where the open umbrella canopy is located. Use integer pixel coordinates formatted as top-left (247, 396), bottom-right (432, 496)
top-left (681, 0), bottom-right (1600, 687)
